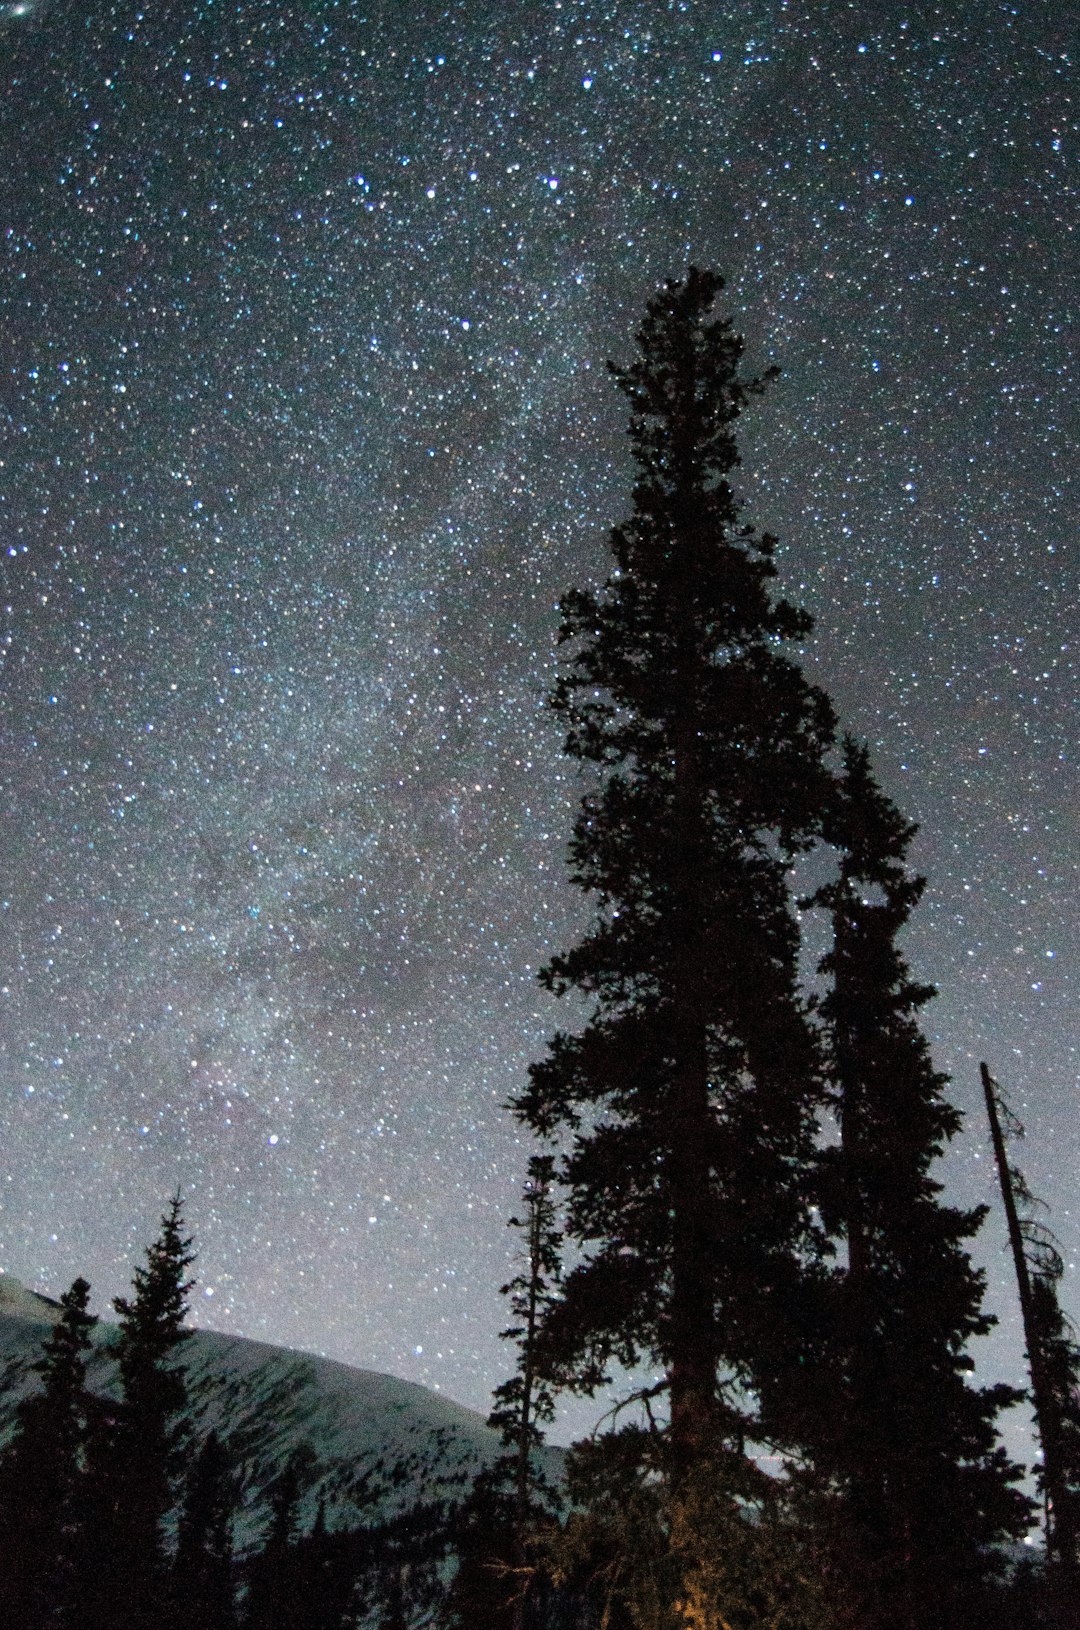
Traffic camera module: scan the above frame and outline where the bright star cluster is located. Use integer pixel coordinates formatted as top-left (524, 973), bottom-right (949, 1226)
top-left (0, 1), bottom-right (1075, 1441)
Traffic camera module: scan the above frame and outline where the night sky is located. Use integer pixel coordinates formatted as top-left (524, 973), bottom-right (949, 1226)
top-left (0, 0), bottom-right (1075, 1450)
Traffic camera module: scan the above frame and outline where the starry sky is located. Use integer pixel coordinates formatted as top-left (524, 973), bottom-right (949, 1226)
top-left (0, 0), bottom-right (1075, 1450)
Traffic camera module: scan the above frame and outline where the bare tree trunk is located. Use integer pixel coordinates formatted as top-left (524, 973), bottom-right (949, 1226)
top-left (981, 1063), bottom-right (1071, 1600)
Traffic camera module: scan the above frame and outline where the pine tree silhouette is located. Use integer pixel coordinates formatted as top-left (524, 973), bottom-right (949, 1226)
top-left (244, 1454), bottom-right (304, 1630)
top-left (811, 746), bottom-right (1030, 1628)
top-left (447, 1157), bottom-right (561, 1630)
top-left (490, 1155), bottom-right (561, 1527)
top-left (983, 1063), bottom-right (1080, 1623)
top-left (81, 1192), bottom-right (196, 1630)
top-left (0, 1276), bottom-right (96, 1627)
top-left (515, 267), bottom-right (837, 1613)
top-left (515, 269), bottom-right (1030, 1627)
top-left (171, 1430), bottom-right (237, 1629)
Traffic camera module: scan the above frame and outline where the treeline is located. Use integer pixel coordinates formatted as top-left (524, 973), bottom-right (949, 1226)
top-left (0, 1197), bottom-right (215, 1629)
top-left (3, 271), bottom-right (1078, 1629)
top-left (0, 1198), bottom-right (457, 1629)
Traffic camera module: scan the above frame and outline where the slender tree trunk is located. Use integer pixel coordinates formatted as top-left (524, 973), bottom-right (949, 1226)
top-left (667, 1029), bottom-right (716, 1480)
top-left (835, 932), bottom-right (866, 1295)
top-left (667, 497), bottom-right (719, 1492)
top-left (510, 1188), bottom-right (544, 1630)
top-left (981, 1063), bottom-right (1069, 1582)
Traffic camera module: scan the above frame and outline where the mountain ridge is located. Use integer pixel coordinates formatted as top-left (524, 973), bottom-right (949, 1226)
top-left (0, 1274), bottom-right (561, 1554)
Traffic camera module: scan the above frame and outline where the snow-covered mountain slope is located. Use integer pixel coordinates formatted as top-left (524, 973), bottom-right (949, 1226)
top-left (0, 1273), bottom-right (64, 1324)
top-left (0, 1276), bottom-right (562, 1552)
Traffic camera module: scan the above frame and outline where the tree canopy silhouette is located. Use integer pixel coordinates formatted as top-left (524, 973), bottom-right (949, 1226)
top-left (515, 268), bottom-right (1030, 1627)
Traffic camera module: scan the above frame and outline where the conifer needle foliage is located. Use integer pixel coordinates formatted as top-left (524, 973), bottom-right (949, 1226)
top-left (513, 269), bottom-right (1031, 1628)
top-left (516, 269), bottom-right (836, 1479)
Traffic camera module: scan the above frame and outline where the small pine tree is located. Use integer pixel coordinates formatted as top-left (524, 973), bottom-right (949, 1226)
top-left (449, 1158), bottom-right (561, 1630)
top-left (244, 1455), bottom-right (303, 1630)
top-left (446, 1473), bottom-right (520, 1630)
top-left (490, 1154), bottom-right (562, 1529)
top-left (811, 745), bottom-right (1030, 1629)
top-left (0, 1276), bottom-right (97, 1627)
top-left (172, 1430), bottom-right (237, 1630)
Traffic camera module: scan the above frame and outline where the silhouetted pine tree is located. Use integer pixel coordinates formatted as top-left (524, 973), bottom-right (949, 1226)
top-left (812, 744), bottom-right (1030, 1629)
top-left (448, 1156), bottom-right (561, 1630)
top-left (983, 1064), bottom-right (1080, 1621)
top-left (1030, 1274), bottom-right (1080, 1626)
top-left (0, 1276), bottom-right (96, 1627)
top-left (446, 1474), bottom-right (520, 1630)
top-left (81, 1192), bottom-right (196, 1630)
top-left (514, 269), bottom-right (836, 1612)
top-left (244, 1458), bottom-right (301, 1630)
top-left (242, 1453), bottom-right (346, 1630)
top-left (171, 1430), bottom-right (237, 1630)
top-left (1027, 1271), bottom-right (1080, 1628)
top-left (489, 1155), bottom-right (561, 1527)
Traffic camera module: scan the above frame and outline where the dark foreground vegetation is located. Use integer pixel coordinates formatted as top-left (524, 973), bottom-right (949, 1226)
top-left (2, 273), bottom-right (1077, 1629)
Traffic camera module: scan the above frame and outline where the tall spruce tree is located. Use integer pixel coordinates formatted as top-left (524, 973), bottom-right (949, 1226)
top-left (82, 1192), bottom-right (196, 1630)
top-left (514, 269), bottom-right (837, 1611)
top-left (0, 1276), bottom-right (96, 1627)
top-left (811, 744), bottom-right (1030, 1629)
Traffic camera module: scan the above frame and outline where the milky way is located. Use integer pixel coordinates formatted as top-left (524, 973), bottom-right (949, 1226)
top-left (0, 1), bottom-right (1075, 1448)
